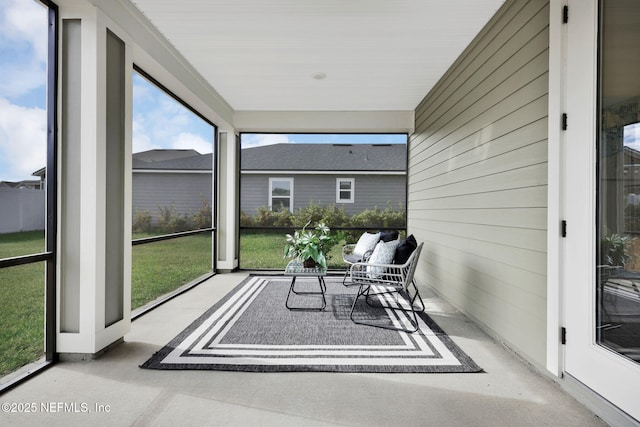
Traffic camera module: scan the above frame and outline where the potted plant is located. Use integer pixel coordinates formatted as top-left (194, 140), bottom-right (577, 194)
top-left (600, 233), bottom-right (632, 267)
top-left (284, 221), bottom-right (332, 269)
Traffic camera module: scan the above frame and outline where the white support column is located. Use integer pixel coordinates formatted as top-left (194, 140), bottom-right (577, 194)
top-left (216, 129), bottom-right (239, 272)
top-left (546, 0), bottom-right (568, 377)
top-left (57, 3), bottom-right (132, 356)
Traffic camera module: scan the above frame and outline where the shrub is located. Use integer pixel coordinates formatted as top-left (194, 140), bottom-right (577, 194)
top-left (254, 206), bottom-right (277, 227)
top-left (240, 210), bottom-right (253, 227)
top-left (319, 204), bottom-right (350, 228)
top-left (350, 202), bottom-right (406, 229)
top-left (291, 200), bottom-right (325, 227)
top-left (251, 205), bottom-right (293, 228)
top-left (133, 208), bottom-right (152, 233)
top-left (193, 197), bottom-right (212, 229)
top-left (157, 203), bottom-right (193, 233)
top-left (247, 201), bottom-right (405, 244)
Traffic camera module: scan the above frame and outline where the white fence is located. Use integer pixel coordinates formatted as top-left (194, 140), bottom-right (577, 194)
top-left (0, 187), bottom-right (46, 234)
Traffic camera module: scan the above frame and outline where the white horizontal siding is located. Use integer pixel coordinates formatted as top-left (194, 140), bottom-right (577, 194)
top-left (409, 0), bottom-right (549, 366)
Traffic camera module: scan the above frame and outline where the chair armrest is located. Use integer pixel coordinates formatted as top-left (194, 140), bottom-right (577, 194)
top-left (348, 243), bottom-right (423, 289)
top-left (348, 260), bottom-right (407, 287)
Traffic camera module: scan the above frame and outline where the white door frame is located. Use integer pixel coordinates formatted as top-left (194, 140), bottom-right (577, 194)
top-left (557, 0), bottom-right (640, 421)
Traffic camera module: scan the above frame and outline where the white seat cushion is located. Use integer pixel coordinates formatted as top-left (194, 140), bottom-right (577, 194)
top-left (367, 239), bottom-right (400, 278)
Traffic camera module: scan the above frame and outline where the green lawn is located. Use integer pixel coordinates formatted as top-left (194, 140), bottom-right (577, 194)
top-left (0, 232), bottom-right (47, 376)
top-left (0, 231), bottom-right (213, 377)
top-left (239, 229), bottom-right (347, 270)
top-left (131, 234), bottom-right (212, 309)
top-left (0, 229), bottom-right (346, 376)
top-left (0, 263), bottom-right (45, 377)
top-left (0, 230), bottom-right (45, 259)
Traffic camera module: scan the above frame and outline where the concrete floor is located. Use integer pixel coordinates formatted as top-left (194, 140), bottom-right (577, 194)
top-left (2, 272), bottom-right (606, 426)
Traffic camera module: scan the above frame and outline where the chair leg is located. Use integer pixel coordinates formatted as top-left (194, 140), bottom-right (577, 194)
top-left (342, 269), bottom-right (350, 286)
top-left (343, 266), bottom-right (360, 287)
top-left (350, 283), bottom-right (423, 333)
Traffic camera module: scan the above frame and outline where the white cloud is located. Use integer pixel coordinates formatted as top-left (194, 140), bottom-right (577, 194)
top-left (624, 122), bottom-right (640, 147)
top-left (132, 126), bottom-right (157, 154)
top-left (0, 0), bottom-right (47, 60)
top-left (0, 97), bottom-right (46, 181)
top-left (241, 134), bottom-right (292, 148)
top-left (0, 0), bottom-right (47, 100)
top-left (132, 70), bottom-right (214, 155)
top-left (172, 132), bottom-right (212, 154)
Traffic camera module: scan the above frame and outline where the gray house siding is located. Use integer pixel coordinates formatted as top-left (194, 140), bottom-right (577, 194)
top-left (132, 172), bottom-right (212, 223)
top-left (241, 174), bottom-right (406, 216)
top-left (408, 0), bottom-right (549, 367)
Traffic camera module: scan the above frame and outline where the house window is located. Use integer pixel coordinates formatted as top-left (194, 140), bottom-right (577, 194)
top-left (270, 178), bottom-right (293, 212)
top-left (336, 178), bottom-right (355, 203)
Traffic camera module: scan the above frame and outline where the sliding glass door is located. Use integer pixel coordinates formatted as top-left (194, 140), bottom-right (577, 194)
top-left (564, 0), bottom-right (640, 421)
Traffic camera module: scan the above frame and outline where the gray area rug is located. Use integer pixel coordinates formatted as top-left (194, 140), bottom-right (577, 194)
top-left (140, 275), bottom-right (482, 373)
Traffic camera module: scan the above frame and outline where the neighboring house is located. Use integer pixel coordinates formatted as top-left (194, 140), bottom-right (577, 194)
top-left (132, 149), bottom-right (213, 224)
top-left (624, 146), bottom-right (640, 199)
top-left (0, 180), bottom-right (42, 190)
top-left (240, 143), bottom-right (407, 216)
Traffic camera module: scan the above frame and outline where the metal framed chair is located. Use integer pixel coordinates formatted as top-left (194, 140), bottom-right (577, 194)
top-left (348, 242), bottom-right (424, 333)
top-left (341, 243), bottom-right (374, 286)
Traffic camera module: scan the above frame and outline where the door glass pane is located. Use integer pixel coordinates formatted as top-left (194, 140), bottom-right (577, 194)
top-left (597, 0), bottom-right (640, 364)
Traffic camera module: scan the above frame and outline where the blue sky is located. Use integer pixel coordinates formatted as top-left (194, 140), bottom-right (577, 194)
top-left (0, 0), bottom-right (404, 182)
top-left (0, 0), bottom-right (48, 182)
top-left (132, 72), bottom-right (213, 155)
top-left (624, 122), bottom-right (640, 150)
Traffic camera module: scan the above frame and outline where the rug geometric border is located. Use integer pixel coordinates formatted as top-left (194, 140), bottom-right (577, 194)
top-left (140, 275), bottom-right (483, 373)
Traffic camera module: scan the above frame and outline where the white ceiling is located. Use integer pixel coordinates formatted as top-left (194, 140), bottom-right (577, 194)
top-left (130, 0), bottom-right (505, 112)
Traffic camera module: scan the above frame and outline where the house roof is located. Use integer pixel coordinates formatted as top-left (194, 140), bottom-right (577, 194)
top-left (133, 150), bottom-right (212, 171)
top-left (133, 149), bottom-right (201, 163)
top-left (0, 180), bottom-right (42, 189)
top-left (241, 143), bottom-right (406, 172)
top-left (131, 144), bottom-right (407, 172)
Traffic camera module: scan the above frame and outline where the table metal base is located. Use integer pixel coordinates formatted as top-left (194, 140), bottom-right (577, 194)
top-left (285, 276), bottom-right (327, 311)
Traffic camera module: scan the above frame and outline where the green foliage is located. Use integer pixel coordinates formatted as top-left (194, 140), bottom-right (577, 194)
top-left (133, 208), bottom-right (153, 233)
top-left (319, 204), bottom-right (350, 228)
top-left (157, 203), bottom-right (190, 233)
top-left (251, 205), bottom-right (293, 227)
top-left (193, 197), bottom-right (212, 229)
top-left (134, 198), bottom-right (214, 234)
top-left (291, 200), bottom-right (326, 227)
top-left (283, 222), bottom-right (335, 269)
top-left (240, 210), bottom-right (253, 227)
top-left (601, 233), bottom-right (632, 266)
top-left (247, 201), bottom-right (405, 237)
top-left (254, 206), bottom-right (277, 227)
top-left (350, 202), bottom-right (406, 229)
